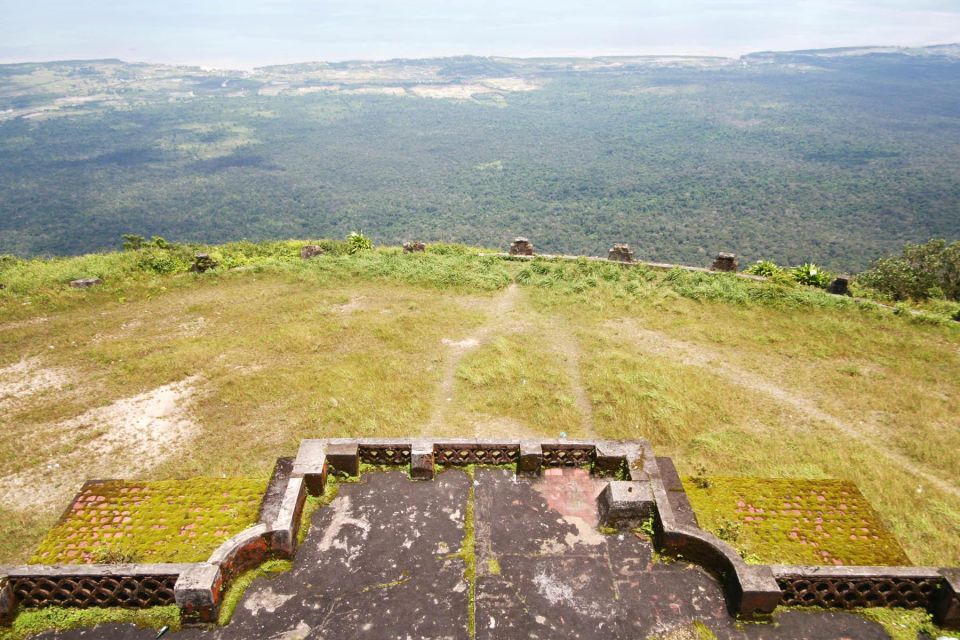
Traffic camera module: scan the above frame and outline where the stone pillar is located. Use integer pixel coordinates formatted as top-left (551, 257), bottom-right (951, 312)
top-left (326, 442), bottom-right (360, 477)
top-left (593, 442), bottom-right (628, 478)
top-left (300, 245), bottom-right (325, 259)
top-left (935, 569), bottom-right (960, 630)
top-left (734, 566), bottom-right (782, 619)
top-left (403, 242), bottom-right (426, 253)
top-left (410, 441), bottom-right (435, 480)
top-left (0, 578), bottom-right (15, 627)
top-left (509, 237), bottom-right (534, 256)
top-left (175, 564), bottom-right (223, 625)
top-left (292, 440), bottom-right (328, 496)
top-left (711, 253), bottom-right (738, 272)
top-left (517, 441), bottom-right (542, 477)
top-left (827, 276), bottom-right (850, 296)
top-left (607, 243), bottom-right (635, 263)
top-left (597, 481), bottom-right (655, 528)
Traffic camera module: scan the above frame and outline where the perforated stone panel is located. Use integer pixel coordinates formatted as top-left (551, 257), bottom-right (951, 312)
top-left (541, 445), bottom-right (594, 467)
top-left (11, 574), bottom-right (178, 609)
top-left (434, 444), bottom-right (519, 466)
top-left (358, 444), bottom-right (411, 466)
top-left (776, 575), bottom-right (940, 609)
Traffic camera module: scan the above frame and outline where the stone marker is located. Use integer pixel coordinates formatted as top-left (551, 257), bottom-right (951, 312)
top-left (509, 237), bottom-right (534, 256)
top-left (597, 481), bottom-right (654, 528)
top-left (174, 563), bottom-right (222, 624)
top-left (189, 254), bottom-right (218, 273)
top-left (300, 245), bottom-right (325, 259)
top-left (403, 241), bottom-right (426, 253)
top-left (827, 276), bottom-right (851, 296)
top-left (69, 278), bottom-right (103, 288)
top-left (410, 441), bottom-right (435, 480)
top-left (608, 243), bottom-right (635, 263)
top-left (711, 253), bottom-right (738, 272)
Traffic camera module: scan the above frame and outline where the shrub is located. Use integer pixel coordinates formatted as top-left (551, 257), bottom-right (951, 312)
top-left (858, 239), bottom-right (960, 301)
top-left (744, 260), bottom-right (782, 277)
top-left (790, 263), bottom-right (833, 288)
top-left (346, 231), bottom-right (373, 255)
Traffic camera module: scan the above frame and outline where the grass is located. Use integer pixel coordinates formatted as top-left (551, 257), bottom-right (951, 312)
top-left (1, 239), bottom-right (959, 571)
top-left (0, 606), bottom-right (180, 640)
top-left (31, 478), bottom-right (265, 564)
top-left (683, 477), bottom-right (910, 565)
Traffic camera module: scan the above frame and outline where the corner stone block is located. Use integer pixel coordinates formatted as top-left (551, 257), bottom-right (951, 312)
top-left (517, 441), bottom-right (542, 477)
top-left (593, 442), bottom-right (629, 478)
top-left (175, 563), bottom-right (223, 625)
top-left (732, 565), bottom-right (782, 619)
top-left (326, 442), bottom-right (360, 477)
top-left (293, 440), bottom-right (328, 496)
top-left (935, 569), bottom-right (960, 630)
top-left (0, 577), bottom-right (15, 627)
top-left (597, 481), bottom-right (654, 528)
top-left (410, 442), bottom-right (434, 480)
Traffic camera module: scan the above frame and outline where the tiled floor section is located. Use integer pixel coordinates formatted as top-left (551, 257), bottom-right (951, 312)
top-left (36, 469), bottom-right (893, 639)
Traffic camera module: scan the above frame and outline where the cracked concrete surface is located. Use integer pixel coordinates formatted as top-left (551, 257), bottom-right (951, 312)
top-left (36, 469), bottom-right (892, 640)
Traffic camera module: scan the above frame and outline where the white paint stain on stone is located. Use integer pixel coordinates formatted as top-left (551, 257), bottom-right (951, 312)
top-left (271, 620), bottom-right (311, 640)
top-left (243, 586), bottom-right (294, 616)
top-left (317, 495), bottom-right (371, 566)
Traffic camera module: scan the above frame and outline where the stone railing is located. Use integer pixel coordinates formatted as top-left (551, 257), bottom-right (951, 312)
top-left (2, 438), bottom-right (958, 630)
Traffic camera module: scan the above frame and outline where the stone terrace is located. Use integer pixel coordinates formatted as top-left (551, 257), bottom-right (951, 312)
top-left (36, 468), bottom-right (896, 639)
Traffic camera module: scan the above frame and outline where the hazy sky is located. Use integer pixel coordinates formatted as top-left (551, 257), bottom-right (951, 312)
top-left (1, 0), bottom-right (958, 69)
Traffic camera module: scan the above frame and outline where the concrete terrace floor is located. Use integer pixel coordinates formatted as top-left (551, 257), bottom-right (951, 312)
top-left (38, 468), bottom-right (892, 640)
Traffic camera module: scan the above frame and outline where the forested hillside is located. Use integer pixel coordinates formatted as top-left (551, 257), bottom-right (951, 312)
top-left (1, 47), bottom-right (959, 270)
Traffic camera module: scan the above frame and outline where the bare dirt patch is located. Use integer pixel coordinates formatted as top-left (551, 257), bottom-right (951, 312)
top-left (0, 376), bottom-right (202, 511)
top-left (0, 357), bottom-right (72, 409)
top-left (0, 316), bottom-right (49, 332)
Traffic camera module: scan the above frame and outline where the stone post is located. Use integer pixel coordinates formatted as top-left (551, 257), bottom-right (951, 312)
top-left (410, 441), bottom-right (435, 480)
top-left (0, 577), bottom-right (15, 627)
top-left (175, 564), bottom-right (222, 625)
top-left (711, 253), bottom-right (738, 272)
top-left (326, 442), bottom-right (360, 477)
top-left (827, 276), bottom-right (850, 296)
top-left (517, 441), bottom-right (542, 477)
top-left (292, 440), bottom-right (328, 496)
top-left (597, 481), bottom-right (655, 528)
top-left (509, 237), bottom-right (534, 256)
top-left (300, 245), bottom-right (325, 259)
top-left (935, 569), bottom-right (960, 630)
top-left (607, 243), bottom-right (635, 263)
top-left (403, 242), bottom-right (426, 253)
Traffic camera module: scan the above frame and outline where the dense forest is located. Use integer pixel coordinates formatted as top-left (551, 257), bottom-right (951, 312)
top-left (1, 48), bottom-right (959, 270)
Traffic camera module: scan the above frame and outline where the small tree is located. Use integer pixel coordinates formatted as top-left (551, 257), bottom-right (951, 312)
top-left (121, 234), bottom-right (146, 251)
top-left (859, 239), bottom-right (960, 301)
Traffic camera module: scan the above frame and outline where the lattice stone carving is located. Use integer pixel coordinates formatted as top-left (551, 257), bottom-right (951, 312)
top-left (776, 575), bottom-right (940, 609)
top-left (434, 445), bottom-right (519, 466)
top-left (12, 575), bottom-right (177, 609)
top-left (359, 445), bottom-right (411, 466)
top-left (541, 446), bottom-right (594, 467)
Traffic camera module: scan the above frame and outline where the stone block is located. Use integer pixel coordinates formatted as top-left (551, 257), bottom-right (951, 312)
top-left (593, 442), bottom-right (629, 478)
top-left (597, 481), bottom-right (654, 528)
top-left (300, 245), bottom-right (326, 259)
top-left (174, 563), bottom-right (222, 624)
top-left (293, 440), bottom-right (328, 496)
top-left (403, 241), bottom-right (426, 253)
top-left (517, 441), bottom-right (542, 477)
top-left (827, 276), bottom-right (851, 296)
top-left (270, 477), bottom-right (306, 557)
top-left (509, 237), bottom-right (534, 256)
top-left (732, 565), bottom-right (781, 619)
top-left (935, 569), bottom-right (960, 630)
top-left (69, 278), bottom-right (102, 288)
top-left (0, 577), bottom-right (15, 627)
top-left (607, 243), bottom-right (635, 263)
top-left (711, 253), bottom-right (738, 272)
top-left (410, 442), bottom-right (434, 480)
top-left (326, 442), bottom-right (360, 476)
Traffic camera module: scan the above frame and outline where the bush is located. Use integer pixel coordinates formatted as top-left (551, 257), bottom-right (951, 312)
top-left (790, 263), bottom-right (833, 288)
top-left (744, 260), bottom-right (782, 277)
top-left (346, 231), bottom-right (373, 255)
top-left (858, 239), bottom-right (960, 301)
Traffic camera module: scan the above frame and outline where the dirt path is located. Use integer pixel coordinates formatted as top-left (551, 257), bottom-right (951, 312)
top-left (424, 284), bottom-right (521, 435)
top-left (542, 320), bottom-right (596, 439)
top-left (609, 319), bottom-right (960, 499)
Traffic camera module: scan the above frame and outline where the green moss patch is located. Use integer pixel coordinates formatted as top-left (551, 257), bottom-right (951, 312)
top-left (683, 477), bottom-right (910, 566)
top-left (31, 478), bottom-right (266, 564)
top-left (0, 605), bottom-right (179, 640)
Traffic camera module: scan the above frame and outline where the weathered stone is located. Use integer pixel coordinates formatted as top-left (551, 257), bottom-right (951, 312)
top-left (711, 253), bottom-right (738, 272)
top-left (734, 565), bottom-right (782, 618)
top-left (270, 477), bottom-right (306, 557)
top-left (403, 241), bottom-right (426, 253)
top-left (326, 442), bottom-right (360, 476)
top-left (509, 237), bottom-right (534, 256)
top-left (607, 243), bottom-right (635, 263)
top-left (189, 254), bottom-right (218, 273)
top-left (827, 276), bottom-right (851, 296)
top-left (597, 481), bottom-right (654, 528)
top-left (174, 563), bottom-right (222, 624)
top-left (517, 441), bottom-right (542, 477)
top-left (257, 457), bottom-right (294, 525)
top-left (593, 442), bottom-right (629, 478)
top-left (292, 440), bottom-right (328, 496)
top-left (410, 441), bottom-right (434, 480)
top-left (0, 577), bottom-right (15, 627)
top-left (300, 245), bottom-right (326, 259)
top-left (69, 277), bottom-right (102, 288)
top-left (934, 569), bottom-right (960, 630)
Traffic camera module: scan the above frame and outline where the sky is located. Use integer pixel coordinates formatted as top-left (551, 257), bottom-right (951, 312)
top-left (0, 0), bottom-right (958, 69)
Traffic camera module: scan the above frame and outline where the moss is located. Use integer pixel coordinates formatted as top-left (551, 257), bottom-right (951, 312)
top-left (0, 605), bottom-right (180, 640)
top-left (855, 608), bottom-right (960, 640)
top-left (457, 465), bottom-right (478, 640)
top-left (486, 555), bottom-right (501, 575)
top-left (683, 477), bottom-right (910, 565)
top-left (217, 559), bottom-right (293, 625)
top-left (31, 478), bottom-right (266, 565)
top-left (598, 526), bottom-right (619, 536)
